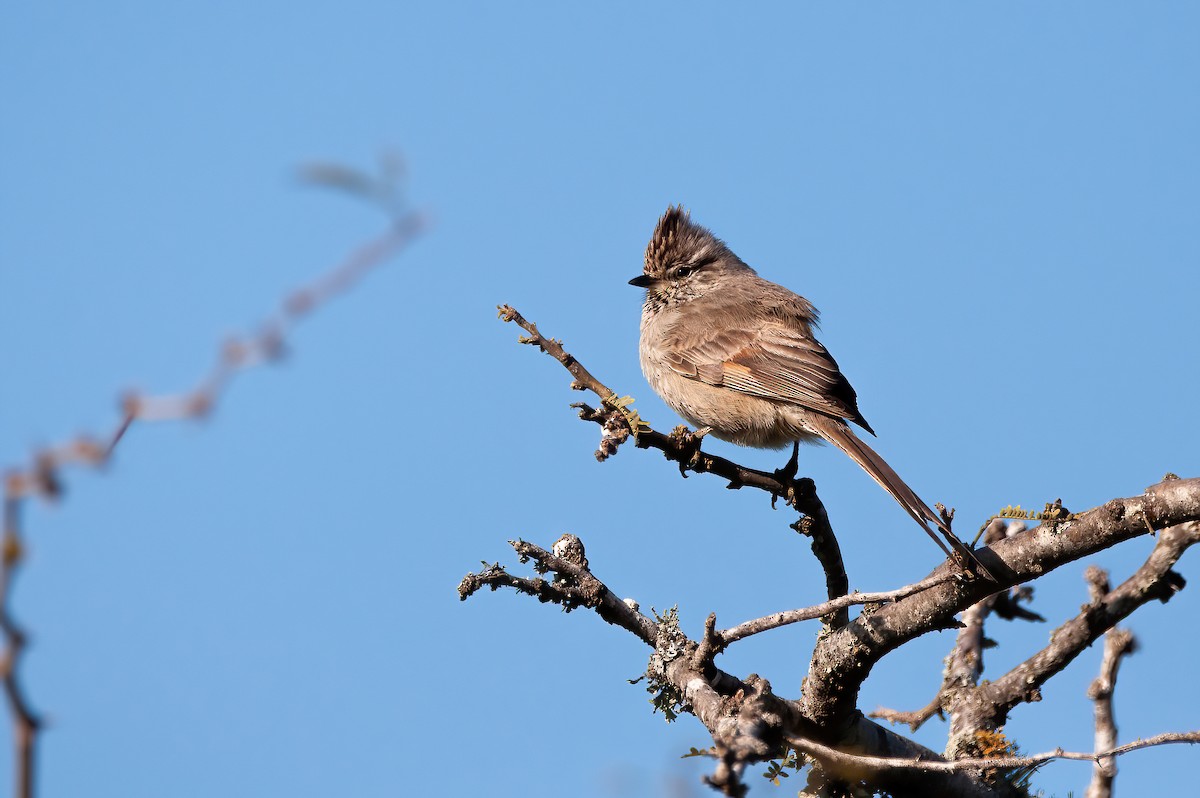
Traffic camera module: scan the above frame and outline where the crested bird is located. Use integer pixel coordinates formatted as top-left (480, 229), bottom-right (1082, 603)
top-left (630, 206), bottom-right (991, 579)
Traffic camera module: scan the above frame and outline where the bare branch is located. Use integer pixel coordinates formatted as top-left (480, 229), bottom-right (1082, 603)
top-left (943, 520), bottom-right (1016, 756)
top-left (786, 727), bottom-right (1005, 798)
top-left (0, 494), bottom-right (39, 798)
top-left (458, 538), bottom-right (658, 646)
top-left (676, 664), bottom-right (825, 797)
top-left (791, 498), bottom-right (850, 629)
top-left (1085, 628), bottom-right (1137, 798)
top-left (943, 593), bottom-right (999, 755)
top-left (489, 312), bottom-right (1200, 795)
top-left (1085, 563), bottom-right (1112, 604)
top-left (978, 521), bottom-right (1198, 724)
top-left (873, 522), bottom-right (1044, 745)
top-left (800, 484), bottom-right (1200, 735)
top-left (1085, 563), bottom-right (1138, 798)
top-left (788, 730), bottom-right (1200, 775)
top-left (462, 529), bottom-right (1013, 795)
top-left (718, 571), bottom-right (958, 647)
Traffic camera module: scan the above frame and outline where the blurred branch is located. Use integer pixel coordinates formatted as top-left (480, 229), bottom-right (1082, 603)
top-left (1, 158), bottom-right (426, 798)
top-left (1084, 567), bottom-right (1138, 798)
top-left (0, 495), bottom-right (37, 798)
top-left (868, 695), bottom-right (945, 734)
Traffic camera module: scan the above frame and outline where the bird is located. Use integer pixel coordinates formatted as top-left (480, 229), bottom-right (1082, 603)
top-left (629, 205), bottom-right (990, 579)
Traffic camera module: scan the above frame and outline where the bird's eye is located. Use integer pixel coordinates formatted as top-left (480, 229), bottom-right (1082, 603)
top-left (672, 257), bottom-right (715, 280)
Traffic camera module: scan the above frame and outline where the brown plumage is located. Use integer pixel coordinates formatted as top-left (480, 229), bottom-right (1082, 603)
top-left (631, 206), bottom-right (990, 578)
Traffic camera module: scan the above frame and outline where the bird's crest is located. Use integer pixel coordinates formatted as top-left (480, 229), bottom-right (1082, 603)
top-left (644, 205), bottom-right (727, 276)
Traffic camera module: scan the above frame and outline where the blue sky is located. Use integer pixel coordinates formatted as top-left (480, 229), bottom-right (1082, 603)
top-left (2, 3), bottom-right (1198, 796)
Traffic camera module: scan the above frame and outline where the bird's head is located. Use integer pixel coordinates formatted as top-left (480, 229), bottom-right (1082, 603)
top-left (629, 206), bottom-right (751, 306)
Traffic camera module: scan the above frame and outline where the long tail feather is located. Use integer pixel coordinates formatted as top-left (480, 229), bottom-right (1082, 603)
top-left (808, 416), bottom-right (994, 581)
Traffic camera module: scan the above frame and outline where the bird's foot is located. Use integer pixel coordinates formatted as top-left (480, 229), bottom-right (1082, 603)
top-left (767, 441), bottom-right (803, 509)
top-left (774, 441), bottom-right (801, 483)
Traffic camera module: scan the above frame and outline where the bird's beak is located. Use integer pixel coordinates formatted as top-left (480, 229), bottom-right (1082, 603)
top-left (628, 274), bottom-right (654, 288)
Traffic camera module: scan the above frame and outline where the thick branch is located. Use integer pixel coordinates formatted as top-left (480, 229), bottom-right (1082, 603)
top-left (977, 520), bottom-right (1197, 724)
top-left (801, 480), bottom-right (1200, 733)
top-left (874, 522), bottom-right (1044, 744)
top-left (464, 517), bottom-right (1200, 797)
top-left (666, 658), bottom-right (1003, 797)
top-left (791, 494), bottom-right (850, 629)
top-left (943, 593), bottom-right (998, 754)
top-left (942, 521), bottom-right (1030, 756)
top-left (462, 534), bottom-right (975, 794)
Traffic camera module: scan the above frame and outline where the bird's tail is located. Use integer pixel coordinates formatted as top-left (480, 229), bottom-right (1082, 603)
top-left (809, 415), bottom-right (994, 581)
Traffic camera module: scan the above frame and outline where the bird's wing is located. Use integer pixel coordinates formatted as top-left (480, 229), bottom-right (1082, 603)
top-left (663, 315), bottom-right (872, 430)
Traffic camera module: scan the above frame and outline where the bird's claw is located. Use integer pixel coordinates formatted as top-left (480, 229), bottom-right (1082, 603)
top-left (774, 441), bottom-right (801, 484)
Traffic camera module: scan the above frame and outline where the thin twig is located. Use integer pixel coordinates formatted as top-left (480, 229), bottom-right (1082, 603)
top-left (788, 730), bottom-right (1200, 775)
top-left (499, 305), bottom-right (820, 506)
top-left (0, 494), bottom-right (39, 798)
top-left (718, 571), bottom-right (958, 647)
top-left (458, 538), bottom-right (659, 646)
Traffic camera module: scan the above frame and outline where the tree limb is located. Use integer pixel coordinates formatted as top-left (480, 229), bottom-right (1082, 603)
top-left (457, 539), bottom-right (658, 646)
top-left (800, 483), bottom-right (1200, 734)
top-left (976, 520), bottom-right (1197, 725)
top-left (486, 310), bottom-right (1200, 795)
